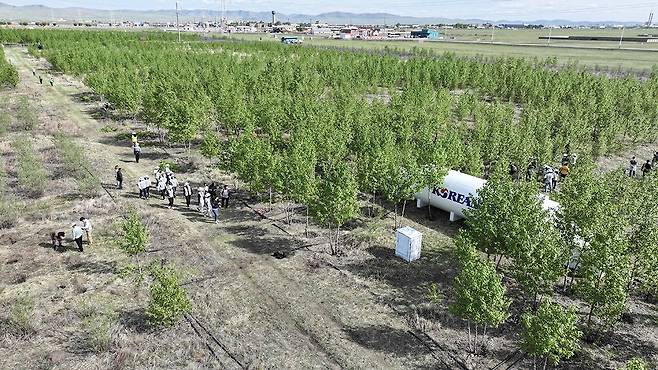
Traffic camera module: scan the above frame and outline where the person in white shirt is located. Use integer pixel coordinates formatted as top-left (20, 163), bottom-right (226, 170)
top-left (170, 176), bottom-right (178, 195)
top-left (138, 176), bottom-right (145, 198)
top-left (157, 176), bottom-right (167, 200)
top-left (133, 142), bottom-right (141, 163)
top-left (80, 217), bottom-right (93, 245)
top-left (198, 185), bottom-right (206, 213)
top-left (204, 190), bottom-right (212, 217)
top-left (71, 223), bottom-right (84, 252)
top-left (183, 182), bottom-right (192, 208)
top-left (143, 176), bottom-right (151, 199)
top-left (220, 185), bottom-right (231, 208)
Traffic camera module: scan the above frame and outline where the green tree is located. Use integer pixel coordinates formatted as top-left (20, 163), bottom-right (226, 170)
top-left (558, 169), bottom-right (632, 332)
top-left (200, 131), bottom-right (221, 160)
top-left (282, 132), bottom-right (317, 229)
top-left (118, 209), bottom-right (149, 257)
top-left (450, 236), bottom-right (510, 353)
top-left (147, 263), bottom-right (191, 327)
top-left (464, 173), bottom-right (566, 305)
top-left (310, 163), bottom-right (359, 254)
top-left (625, 357), bottom-right (649, 370)
top-left (521, 300), bottom-right (581, 370)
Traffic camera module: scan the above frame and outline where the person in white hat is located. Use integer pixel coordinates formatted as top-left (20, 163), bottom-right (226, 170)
top-left (71, 223), bottom-right (84, 252)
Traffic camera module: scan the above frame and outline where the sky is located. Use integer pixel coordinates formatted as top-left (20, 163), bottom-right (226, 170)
top-left (3, 0), bottom-right (656, 22)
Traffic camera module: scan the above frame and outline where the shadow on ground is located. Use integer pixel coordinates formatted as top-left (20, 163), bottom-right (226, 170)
top-left (343, 325), bottom-right (429, 357)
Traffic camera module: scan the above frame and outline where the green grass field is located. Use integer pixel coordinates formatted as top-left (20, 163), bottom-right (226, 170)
top-left (228, 28), bottom-right (658, 72)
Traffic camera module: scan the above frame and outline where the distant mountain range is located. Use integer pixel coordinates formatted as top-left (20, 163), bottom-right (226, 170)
top-left (0, 2), bottom-right (643, 26)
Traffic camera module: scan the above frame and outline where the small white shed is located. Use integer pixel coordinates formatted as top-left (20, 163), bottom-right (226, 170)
top-left (395, 227), bottom-right (423, 262)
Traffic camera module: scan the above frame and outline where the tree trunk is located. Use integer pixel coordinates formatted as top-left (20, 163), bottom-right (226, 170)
top-left (586, 303), bottom-right (595, 329)
top-left (427, 190), bottom-right (432, 220)
top-left (562, 271), bottom-right (568, 292)
top-left (533, 292), bottom-right (539, 310)
top-left (401, 199), bottom-right (407, 222)
top-left (542, 357), bottom-right (548, 370)
top-left (627, 258), bottom-right (637, 291)
top-left (569, 261), bottom-right (580, 287)
top-left (370, 190), bottom-right (375, 217)
top-left (467, 321), bottom-right (473, 352)
top-left (496, 254), bottom-right (503, 270)
top-left (328, 224), bottom-right (335, 255)
top-left (474, 324), bottom-right (478, 354)
top-left (394, 203), bottom-right (398, 230)
top-left (305, 206), bottom-right (309, 238)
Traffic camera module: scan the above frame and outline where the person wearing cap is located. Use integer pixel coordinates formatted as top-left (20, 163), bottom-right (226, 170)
top-left (80, 217), bottom-right (93, 245)
top-left (131, 131), bottom-right (138, 146)
top-left (71, 223), bottom-right (84, 252)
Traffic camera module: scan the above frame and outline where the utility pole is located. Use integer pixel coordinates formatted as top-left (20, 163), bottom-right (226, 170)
top-left (547, 27), bottom-right (552, 46)
top-left (491, 24), bottom-right (495, 43)
top-left (176, 1), bottom-right (181, 42)
top-left (619, 26), bottom-right (624, 49)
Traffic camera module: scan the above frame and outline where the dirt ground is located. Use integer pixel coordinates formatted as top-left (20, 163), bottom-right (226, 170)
top-left (0, 46), bottom-right (656, 370)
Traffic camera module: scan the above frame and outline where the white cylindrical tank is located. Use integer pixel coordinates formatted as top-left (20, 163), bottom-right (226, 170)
top-left (415, 170), bottom-right (559, 222)
top-left (415, 170), bottom-right (486, 221)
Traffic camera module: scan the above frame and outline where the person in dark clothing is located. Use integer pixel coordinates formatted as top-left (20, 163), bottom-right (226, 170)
top-left (115, 166), bottom-right (123, 189)
top-left (51, 231), bottom-right (65, 251)
top-left (641, 160), bottom-right (652, 178)
top-left (39, 76), bottom-right (43, 84)
top-left (509, 163), bottom-right (518, 180)
top-left (211, 196), bottom-right (221, 224)
top-left (221, 185), bottom-right (230, 208)
top-left (166, 185), bottom-right (175, 209)
top-left (209, 182), bottom-right (217, 198)
top-left (526, 159), bottom-right (537, 182)
top-left (133, 142), bottom-right (141, 163)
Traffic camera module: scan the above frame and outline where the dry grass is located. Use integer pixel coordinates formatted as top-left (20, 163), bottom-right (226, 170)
top-left (10, 136), bottom-right (48, 197)
top-left (0, 294), bottom-right (35, 340)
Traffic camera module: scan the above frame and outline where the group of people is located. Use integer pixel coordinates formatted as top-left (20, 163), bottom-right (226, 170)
top-left (488, 151), bottom-right (576, 194)
top-left (51, 217), bottom-right (92, 252)
top-left (628, 152), bottom-right (657, 178)
top-left (32, 68), bottom-right (53, 86)
top-left (126, 132), bottom-right (232, 223)
top-left (194, 183), bottom-right (231, 223)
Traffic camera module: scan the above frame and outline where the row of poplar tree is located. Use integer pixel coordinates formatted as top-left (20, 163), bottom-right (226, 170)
top-left (450, 161), bottom-right (657, 367)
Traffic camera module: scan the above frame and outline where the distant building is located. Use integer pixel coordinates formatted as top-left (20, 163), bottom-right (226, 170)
top-left (410, 28), bottom-right (440, 39)
top-left (311, 23), bottom-right (333, 35)
top-left (339, 27), bottom-right (358, 39)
